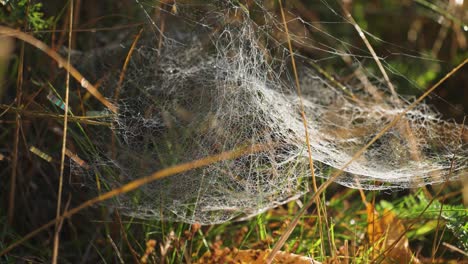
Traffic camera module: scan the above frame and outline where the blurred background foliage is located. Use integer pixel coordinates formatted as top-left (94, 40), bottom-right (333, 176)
top-left (1, 0), bottom-right (467, 119)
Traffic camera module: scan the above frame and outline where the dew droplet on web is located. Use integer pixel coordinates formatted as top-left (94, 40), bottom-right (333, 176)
top-left (80, 78), bottom-right (89, 88)
top-left (72, 0), bottom-right (468, 224)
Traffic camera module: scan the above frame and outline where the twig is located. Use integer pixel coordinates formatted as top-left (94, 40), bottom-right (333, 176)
top-left (278, 0), bottom-right (318, 193)
top-left (274, 2), bottom-right (327, 262)
top-left (7, 42), bottom-right (24, 225)
top-left (114, 27), bottom-right (144, 102)
top-left (303, 59), bottom-right (357, 101)
top-left (266, 58), bottom-right (467, 263)
top-left (431, 2), bottom-right (453, 58)
top-left (0, 26), bottom-right (117, 113)
top-left (52, 2), bottom-right (74, 263)
top-left (342, 7), bottom-right (399, 102)
top-left (107, 234), bottom-right (125, 264)
top-left (442, 242), bottom-right (468, 257)
top-left (0, 143), bottom-right (268, 255)
top-left (115, 210), bottom-right (140, 263)
top-left (26, 23), bottom-right (144, 34)
top-left (414, 0), bottom-right (467, 28)
top-left (111, 27), bottom-right (144, 159)
top-left (375, 77), bottom-right (467, 264)
top-left (0, 104), bottom-right (112, 125)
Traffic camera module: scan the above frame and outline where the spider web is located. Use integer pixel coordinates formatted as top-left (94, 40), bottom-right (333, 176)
top-left (72, 0), bottom-right (467, 224)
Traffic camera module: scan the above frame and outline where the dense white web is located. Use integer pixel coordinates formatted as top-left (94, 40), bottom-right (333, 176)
top-left (73, 0), bottom-right (467, 224)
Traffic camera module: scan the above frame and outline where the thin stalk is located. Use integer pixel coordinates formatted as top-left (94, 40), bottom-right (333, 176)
top-left (276, 1), bottom-right (325, 261)
top-left (0, 26), bottom-right (117, 113)
top-left (7, 41), bottom-right (24, 225)
top-left (52, 1), bottom-right (73, 263)
top-left (0, 143), bottom-right (268, 255)
top-left (266, 58), bottom-right (467, 263)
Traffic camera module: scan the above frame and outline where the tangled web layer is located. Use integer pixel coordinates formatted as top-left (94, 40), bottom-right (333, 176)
top-left (76, 1), bottom-right (468, 224)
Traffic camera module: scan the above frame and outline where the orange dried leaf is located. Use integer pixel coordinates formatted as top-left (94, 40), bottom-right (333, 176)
top-left (197, 248), bottom-right (320, 264)
top-left (366, 204), bottom-right (421, 264)
top-left (141, 239), bottom-right (156, 264)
